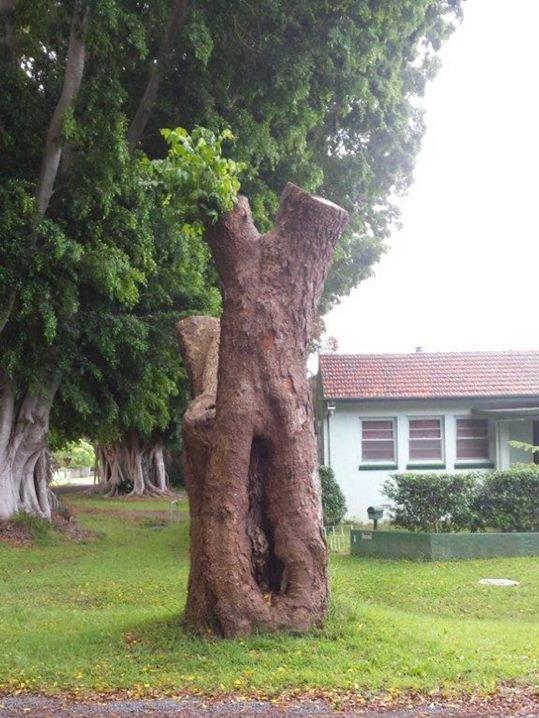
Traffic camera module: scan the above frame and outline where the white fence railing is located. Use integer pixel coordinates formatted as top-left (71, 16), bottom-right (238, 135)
top-left (323, 525), bottom-right (349, 553)
top-left (169, 499), bottom-right (183, 523)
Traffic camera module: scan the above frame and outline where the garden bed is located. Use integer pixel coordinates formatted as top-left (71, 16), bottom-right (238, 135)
top-left (350, 528), bottom-right (539, 561)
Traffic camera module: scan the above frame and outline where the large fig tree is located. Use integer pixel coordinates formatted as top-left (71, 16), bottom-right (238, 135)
top-left (1, 0), bottom-right (461, 522)
top-left (0, 0), bottom-right (237, 519)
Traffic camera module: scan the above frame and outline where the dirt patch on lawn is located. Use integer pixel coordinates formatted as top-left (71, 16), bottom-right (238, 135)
top-left (0, 513), bottom-right (96, 548)
top-left (54, 513), bottom-right (98, 541)
top-left (0, 521), bottom-right (32, 547)
top-left (0, 686), bottom-right (536, 718)
top-left (58, 487), bottom-right (187, 522)
top-left (66, 503), bottom-right (187, 526)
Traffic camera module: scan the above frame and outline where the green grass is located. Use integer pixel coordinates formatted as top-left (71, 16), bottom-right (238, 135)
top-left (0, 492), bottom-right (537, 697)
top-left (8, 512), bottom-right (61, 544)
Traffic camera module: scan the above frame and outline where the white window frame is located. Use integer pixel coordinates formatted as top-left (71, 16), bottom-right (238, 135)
top-left (359, 417), bottom-right (398, 466)
top-left (407, 415), bottom-right (445, 465)
top-left (455, 415), bottom-right (492, 464)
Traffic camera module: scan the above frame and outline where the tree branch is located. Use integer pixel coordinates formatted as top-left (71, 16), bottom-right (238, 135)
top-left (0, 368), bottom-right (15, 454)
top-left (127, 0), bottom-right (190, 152)
top-left (0, 0), bottom-right (15, 59)
top-left (35, 1), bottom-right (90, 217)
top-left (0, 286), bottom-right (16, 335)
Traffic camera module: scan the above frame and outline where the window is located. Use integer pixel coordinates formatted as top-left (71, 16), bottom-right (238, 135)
top-left (409, 418), bottom-right (443, 461)
top-left (456, 418), bottom-right (489, 461)
top-left (361, 419), bottom-right (396, 463)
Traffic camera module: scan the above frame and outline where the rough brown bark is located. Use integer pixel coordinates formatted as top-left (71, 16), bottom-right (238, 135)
top-left (127, 0), bottom-right (190, 152)
top-left (177, 183), bottom-right (348, 637)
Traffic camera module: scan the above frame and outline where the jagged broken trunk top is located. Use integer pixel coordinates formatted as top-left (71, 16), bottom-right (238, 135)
top-left (177, 183), bottom-right (348, 637)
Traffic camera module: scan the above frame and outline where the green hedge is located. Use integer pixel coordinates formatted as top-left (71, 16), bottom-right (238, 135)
top-left (319, 465), bottom-right (347, 526)
top-left (382, 472), bottom-right (481, 533)
top-left (383, 467), bottom-right (539, 533)
top-left (474, 466), bottom-right (539, 532)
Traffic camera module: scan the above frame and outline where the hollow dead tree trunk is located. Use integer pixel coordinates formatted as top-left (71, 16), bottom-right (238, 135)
top-left (177, 183), bottom-right (348, 637)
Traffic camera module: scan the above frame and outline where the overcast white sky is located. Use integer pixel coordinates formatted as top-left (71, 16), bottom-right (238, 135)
top-left (322, 0), bottom-right (539, 355)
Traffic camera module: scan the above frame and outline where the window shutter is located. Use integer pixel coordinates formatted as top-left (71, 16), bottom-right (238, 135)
top-left (361, 420), bottom-right (395, 462)
top-left (409, 418), bottom-right (443, 460)
top-left (456, 418), bottom-right (489, 460)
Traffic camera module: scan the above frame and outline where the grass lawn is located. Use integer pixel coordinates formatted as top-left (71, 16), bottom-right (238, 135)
top-left (0, 491), bottom-right (537, 698)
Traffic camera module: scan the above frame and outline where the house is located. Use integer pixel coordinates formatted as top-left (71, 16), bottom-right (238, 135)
top-left (316, 350), bottom-right (539, 520)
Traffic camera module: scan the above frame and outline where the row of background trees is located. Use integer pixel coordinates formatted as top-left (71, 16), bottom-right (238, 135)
top-left (0, 0), bottom-right (461, 521)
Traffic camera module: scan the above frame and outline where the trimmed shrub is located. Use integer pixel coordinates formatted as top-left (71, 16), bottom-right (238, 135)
top-left (320, 465), bottom-right (347, 526)
top-left (382, 472), bottom-right (481, 533)
top-left (383, 469), bottom-right (539, 533)
top-left (474, 466), bottom-right (539, 532)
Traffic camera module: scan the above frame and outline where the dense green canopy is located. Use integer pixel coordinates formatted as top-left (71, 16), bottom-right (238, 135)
top-left (0, 0), bottom-right (461, 504)
top-left (138, 0), bottom-right (462, 309)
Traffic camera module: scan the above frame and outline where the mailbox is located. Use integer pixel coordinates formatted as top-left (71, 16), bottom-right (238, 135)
top-left (367, 505), bottom-right (384, 529)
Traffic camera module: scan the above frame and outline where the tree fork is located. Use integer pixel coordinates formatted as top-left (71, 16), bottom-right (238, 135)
top-left (177, 183), bottom-right (348, 636)
top-left (127, 0), bottom-right (190, 152)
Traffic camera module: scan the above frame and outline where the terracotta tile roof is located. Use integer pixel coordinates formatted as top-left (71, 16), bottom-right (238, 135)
top-left (319, 351), bottom-right (539, 400)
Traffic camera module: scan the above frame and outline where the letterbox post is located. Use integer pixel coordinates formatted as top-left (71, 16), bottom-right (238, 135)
top-left (367, 505), bottom-right (384, 531)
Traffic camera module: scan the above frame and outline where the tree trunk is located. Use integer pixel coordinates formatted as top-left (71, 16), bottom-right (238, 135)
top-left (1, 4), bottom-right (89, 347)
top-left (0, 372), bottom-right (58, 522)
top-left (94, 435), bottom-right (170, 497)
top-left (150, 444), bottom-right (169, 492)
top-left (127, 0), bottom-right (190, 152)
top-left (35, 1), bottom-right (90, 216)
top-left (94, 444), bottom-right (125, 497)
top-left (0, 0), bottom-right (15, 60)
top-left (0, 287), bottom-right (16, 337)
top-left (177, 183), bottom-right (348, 637)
